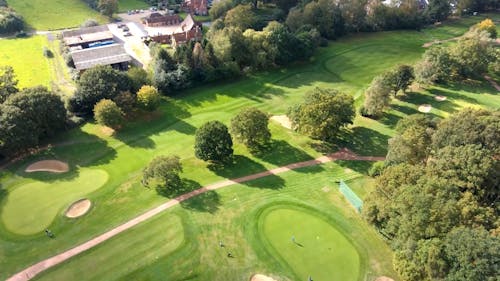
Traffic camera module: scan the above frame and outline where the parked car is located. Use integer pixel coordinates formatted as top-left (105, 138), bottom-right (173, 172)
top-left (123, 27), bottom-right (130, 32)
top-left (124, 32), bottom-right (132, 37)
top-left (118, 23), bottom-right (126, 28)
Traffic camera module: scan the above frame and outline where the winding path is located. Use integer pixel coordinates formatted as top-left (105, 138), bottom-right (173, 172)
top-left (7, 148), bottom-right (383, 281)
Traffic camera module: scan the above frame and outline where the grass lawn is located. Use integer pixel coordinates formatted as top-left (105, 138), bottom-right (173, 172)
top-left (0, 36), bottom-right (52, 89)
top-left (33, 164), bottom-right (394, 281)
top-left (7, 0), bottom-right (107, 30)
top-left (118, 0), bottom-right (149, 12)
top-left (0, 14), bottom-right (498, 281)
top-left (260, 207), bottom-right (360, 281)
top-left (1, 169), bottom-right (108, 235)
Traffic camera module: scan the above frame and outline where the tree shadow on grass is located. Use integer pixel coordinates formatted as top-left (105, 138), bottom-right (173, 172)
top-left (336, 127), bottom-right (390, 156)
top-left (14, 129), bottom-right (117, 181)
top-left (403, 91), bottom-right (460, 114)
top-left (208, 155), bottom-right (285, 189)
top-left (180, 190), bottom-right (221, 214)
top-left (379, 112), bottom-right (403, 129)
top-left (335, 160), bottom-right (375, 175)
top-left (252, 139), bottom-right (314, 166)
top-left (208, 155), bottom-right (268, 179)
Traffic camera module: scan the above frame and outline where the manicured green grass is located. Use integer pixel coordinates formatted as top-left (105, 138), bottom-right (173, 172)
top-left (33, 164), bottom-right (395, 281)
top-left (118, 0), bottom-right (149, 12)
top-left (0, 36), bottom-right (52, 88)
top-left (1, 169), bottom-right (108, 235)
top-left (0, 15), bottom-right (498, 280)
top-left (7, 0), bottom-right (107, 30)
top-left (260, 207), bottom-right (360, 281)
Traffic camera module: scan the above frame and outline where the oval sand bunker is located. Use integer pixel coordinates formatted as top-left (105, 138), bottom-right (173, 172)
top-left (250, 274), bottom-right (279, 281)
top-left (270, 115), bottom-right (292, 129)
top-left (65, 199), bottom-right (92, 218)
top-left (418, 104), bottom-right (432, 113)
top-left (375, 277), bottom-right (395, 281)
top-left (434, 95), bottom-right (447, 101)
top-left (26, 160), bottom-right (69, 173)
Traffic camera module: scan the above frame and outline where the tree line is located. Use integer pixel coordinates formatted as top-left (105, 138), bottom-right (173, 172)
top-left (362, 19), bottom-right (498, 118)
top-left (364, 109), bottom-right (499, 281)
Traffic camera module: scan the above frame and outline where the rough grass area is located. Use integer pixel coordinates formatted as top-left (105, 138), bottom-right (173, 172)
top-left (7, 0), bottom-right (107, 30)
top-left (0, 36), bottom-right (52, 88)
top-left (0, 14), bottom-right (498, 281)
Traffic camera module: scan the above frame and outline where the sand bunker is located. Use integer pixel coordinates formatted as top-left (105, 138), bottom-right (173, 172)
top-left (418, 104), bottom-right (432, 113)
top-left (65, 199), bottom-right (92, 218)
top-left (25, 160), bottom-right (69, 173)
top-left (434, 95), bottom-right (447, 101)
top-left (270, 115), bottom-right (292, 129)
top-left (250, 274), bottom-right (279, 281)
top-left (375, 277), bottom-right (395, 281)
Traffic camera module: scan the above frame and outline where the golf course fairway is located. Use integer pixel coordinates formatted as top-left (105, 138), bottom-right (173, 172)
top-left (260, 207), bottom-right (360, 281)
top-left (1, 169), bottom-right (108, 235)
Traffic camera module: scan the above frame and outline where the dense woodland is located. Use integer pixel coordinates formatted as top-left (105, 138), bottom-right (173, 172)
top-left (364, 109), bottom-right (500, 281)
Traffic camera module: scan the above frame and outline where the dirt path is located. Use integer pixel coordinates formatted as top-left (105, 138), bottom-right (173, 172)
top-left (7, 148), bottom-right (384, 281)
top-left (484, 75), bottom-right (500, 92)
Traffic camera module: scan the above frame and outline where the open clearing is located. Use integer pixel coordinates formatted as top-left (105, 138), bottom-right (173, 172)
top-left (0, 36), bottom-right (52, 88)
top-left (7, 0), bottom-right (107, 30)
top-left (1, 14), bottom-right (499, 281)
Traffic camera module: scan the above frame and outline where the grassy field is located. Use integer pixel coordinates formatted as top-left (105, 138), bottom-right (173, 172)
top-left (0, 14), bottom-right (499, 281)
top-left (118, 0), bottom-right (149, 12)
top-left (33, 164), bottom-right (394, 281)
top-left (0, 36), bottom-right (52, 88)
top-left (1, 169), bottom-right (108, 235)
top-left (7, 0), bottom-right (107, 30)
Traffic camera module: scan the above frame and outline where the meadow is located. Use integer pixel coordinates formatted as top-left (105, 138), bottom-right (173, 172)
top-left (0, 14), bottom-right (499, 281)
top-left (0, 36), bottom-right (52, 88)
top-left (7, 0), bottom-right (107, 30)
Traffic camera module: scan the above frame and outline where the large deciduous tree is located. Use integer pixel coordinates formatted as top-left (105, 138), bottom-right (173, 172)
top-left (143, 155), bottom-right (183, 195)
top-left (363, 75), bottom-right (392, 117)
top-left (69, 65), bottom-right (132, 116)
top-left (288, 87), bottom-right (355, 142)
top-left (230, 107), bottom-right (270, 150)
top-left (195, 121), bottom-right (233, 163)
top-left (386, 114), bottom-right (435, 165)
top-left (98, 0), bottom-right (118, 17)
top-left (0, 65), bottom-right (18, 104)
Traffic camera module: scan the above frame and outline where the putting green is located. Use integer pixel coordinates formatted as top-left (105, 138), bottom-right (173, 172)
top-left (1, 169), bottom-right (108, 235)
top-left (260, 207), bottom-right (360, 281)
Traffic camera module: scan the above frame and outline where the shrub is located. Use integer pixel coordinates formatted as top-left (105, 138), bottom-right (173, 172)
top-left (113, 91), bottom-right (136, 114)
top-left (93, 99), bottom-right (124, 129)
top-left (136, 85), bottom-right (161, 111)
top-left (81, 19), bottom-right (99, 27)
top-left (42, 47), bottom-right (53, 58)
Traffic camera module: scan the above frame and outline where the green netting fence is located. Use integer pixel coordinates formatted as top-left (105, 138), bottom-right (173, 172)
top-left (339, 180), bottom-right (363, 213)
